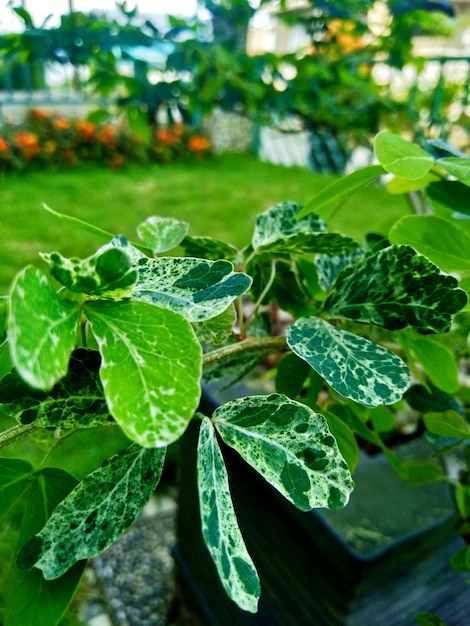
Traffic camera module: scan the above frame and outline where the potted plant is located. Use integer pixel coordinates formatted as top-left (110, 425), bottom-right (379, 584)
top-left (0, 132), bottom-right (469, 625)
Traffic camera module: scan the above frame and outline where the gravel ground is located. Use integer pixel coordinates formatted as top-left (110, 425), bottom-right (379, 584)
top-left (76, 490), bottom-right (204, 626)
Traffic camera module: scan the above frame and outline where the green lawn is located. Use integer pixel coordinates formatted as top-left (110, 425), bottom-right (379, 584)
top-left (0, 153), bottom-right (410, 293)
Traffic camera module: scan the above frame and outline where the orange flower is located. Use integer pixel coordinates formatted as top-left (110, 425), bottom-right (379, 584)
top-left (0, 137), bottom-right (10, 152)
top-left (77, 120), bottom-right (97, 139)
top-left (29, 108), bottom-right (50, 120)
top-left (188, 135), bottom-right (211, 152)
top-left (53, 117), bottom-right (71, 130)
top-left (13, 131), bottom-right (40, 159)
top-left (44, 140), bottom-right (57, 154)
top-left (156, 128), bottom-right (179, 145)
top-left (96, 125), bottom-right (117, 146)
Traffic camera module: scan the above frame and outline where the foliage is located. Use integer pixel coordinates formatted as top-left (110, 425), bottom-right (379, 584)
top-left (0, 132), bottom-right (469, 621)
top-left (0, 108), bottom-right (211, 172)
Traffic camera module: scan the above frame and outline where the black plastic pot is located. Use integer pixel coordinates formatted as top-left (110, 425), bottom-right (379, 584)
top-left (175, 392), bottom-right (470, 625)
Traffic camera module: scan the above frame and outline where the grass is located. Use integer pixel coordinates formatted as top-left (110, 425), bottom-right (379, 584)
top-left (1, 152), bottom-right (410, 294)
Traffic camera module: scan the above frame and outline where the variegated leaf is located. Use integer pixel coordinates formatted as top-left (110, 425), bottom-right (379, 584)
top-left (323, 245), bottom-right (468, 333)
top-left (132, 257), bottom-right (252, 322)
top-left (180, 236), bottom-right (239, 261)
top-left (0, 349), bottom-right (113, 429)
top-left (198, 417), bottom-right (260, 613)
top-left (192, 305), bottom-right (236, 345)
top-left (251, 201), bottom-right (357, 256)
top-left (287, 317), bottom-right (410, 407)
top-left (137, 216), bottom-right (189, 254)
top-left (8, 267), bottom-right (81, 390)
top-left (0, 296), bottom-right (8, 347)
top-left (41, 240), bottom-right (138, 298)
top-left (17, 444), bottom-right (166, 579)
top-left (213, 394), bottom-right (354, 511)
top-left (85, 300), bottom-right (202, 447)
top-left (314, 249), bottom-right (365, 291)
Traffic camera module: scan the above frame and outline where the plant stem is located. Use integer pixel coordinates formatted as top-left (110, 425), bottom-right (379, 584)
top-left (202, 335), bottom-right (287, 368)
top-left (244, 260), bottom-right (277, 328)
top-left (0, 423), bottom-right (38, 450)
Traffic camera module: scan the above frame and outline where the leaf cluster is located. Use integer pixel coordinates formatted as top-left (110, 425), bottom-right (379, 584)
top-left (0, 132), bottom-right (469, 619)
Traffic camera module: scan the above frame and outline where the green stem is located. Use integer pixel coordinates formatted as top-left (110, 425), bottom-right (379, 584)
top-left (0, 423), bottom-right (38, 450)
top-left (202, 335), bottom-right (287, 368)
top-left (244, 260), bottom-right (277, 329)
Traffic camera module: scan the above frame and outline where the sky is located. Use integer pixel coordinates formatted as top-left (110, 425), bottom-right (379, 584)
top-left (0, 0), bottom-right (199, 31)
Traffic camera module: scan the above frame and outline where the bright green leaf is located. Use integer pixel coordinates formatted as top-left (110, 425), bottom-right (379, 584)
top-left (137, 216), bottom-right (189, 254)
top-left (132, 257), bottom-right (252, 322)
top-left (450, 546), bottom-right (470, 572)
top-left (197, 417), bottom-right (260, 613)
top-left (381, 446), bottom-right (443, 482)
top-left (8, 267), bottom-right (81, 390)
top-left (125, 105), bottom-right (151, 142)
top-left (389, 216), bottom-right (470, 275)
top-left (374, 133), bottom-right (435, 179)
top-left (252, 201), bottom-right (357, 255)
top-left (323, 411), bottom-right (359, 473)
top-left (287, 317), bottom-right (410, 407)
top-left (400, 332), bottom-right (459, 393)
top-left (213, 394), bottom-right (354, 511)
top-left (297, 165), bottom-right (385, 219)
top-left (385, 171), bottom-right (440, 194)
top-left (0, 458), bottom-right (34, 522)
top-left (4, 468), bottom-right (85, 626)
top-left (86, 300), bottom-right (202, 447)
top-left (41, 239), bottom-right (138, 298)
top-left (369, 405), bottom-right (396, 432)
top-left (17, 444), bottom-right (165, 579)
top-left (439, 157), bottom-right (470, 187)
top-left (424, 411), bottom-right (470, 440)
top-left (323, 245), bottom-right (468, 333)
top-left (0, 349), bottom-right (113, 429)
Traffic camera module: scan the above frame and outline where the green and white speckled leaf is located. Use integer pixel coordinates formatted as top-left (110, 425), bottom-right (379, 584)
top-left (17, 444), bottom-right (166, 579)
top-left (287, 318), bottom-right (410, 407)
top-left (137, 216), bottom-right (189, 254)
top-left (213, 394), bottom-right (354, 511)
top-left (41, 240), bottom-right (138, 298)
top-left (197, 417), bottom-right (260, 613)
top-left (374, 133), bottom-right (435, 179)
top-left (314, 249), bottom-right (364, 291)
top-left (8, 267), bottom-right (81, 391)
top-left (0, 349), bottom-right (113, 429)
top-left (323, 245), bottom-right (468, 333)
top-left (132, 257), bottom-right (252, 322)
top-left (85, 300), bottom-right (202, 447)
top-left (192, 305), bottom-right (236, 345)
top-left (180, 236), bottom-right (239, 261)
top-left (251, 201), bottom-right (357, 256)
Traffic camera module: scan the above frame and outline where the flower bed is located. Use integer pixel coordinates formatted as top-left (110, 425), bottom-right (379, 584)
top-left (0, 109), bottom-right (212, 172)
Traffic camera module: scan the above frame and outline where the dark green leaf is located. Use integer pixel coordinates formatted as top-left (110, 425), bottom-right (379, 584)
top-left (137, 216), bottom-right (189, 254)
top-left (415, 612), bottom-right (446, 626)
top-left (404, 384), bottom-right (464, 415)
top-left (450, 546), bottom-right (470, 572)
top-left (180, 236), bottom-right (239, 261)
top-left (86, 300), bottom-right (202, 447)
top-left (197, 418), bottom-right (260, 613)
top-left (0, 296), bottom-right (7, 347)
top-left (381, 446), bottom-right (443, 482)
top-left (0, 349), bottom-right (113, 428)
top-left (133, 257), bottom-right (251, 321)
top-left (213, 394), bottom-right (354, 511)
top-left (323, 245), bottom-right (468, 333)
top-left (4, 467), bottom-right (85, 626)
top-left (427, 180), bottom-right (470, 215)
top-left (17, 444), bottom-right (165, 579)
top-left (287, 317), bottom-right (410, 407)
top-left (275, 352), bottom-right (311, 398)
top-left (0, 458), bottom-right (34, 522)
top-left (8, 267), bottom-right (81, 390)
top-left (297, 165), bottom-right (385, 219)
